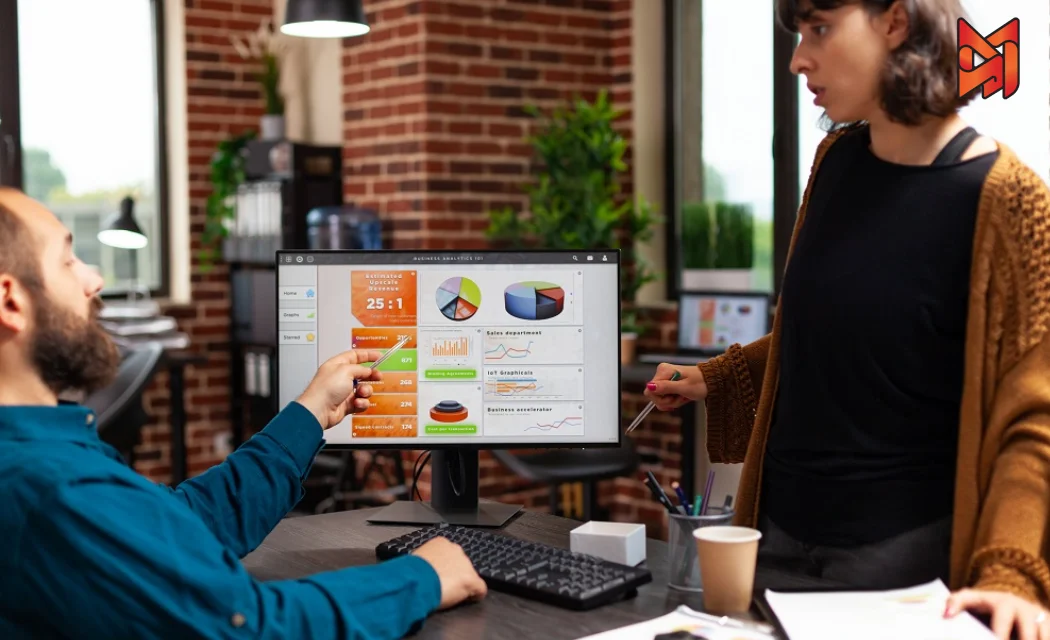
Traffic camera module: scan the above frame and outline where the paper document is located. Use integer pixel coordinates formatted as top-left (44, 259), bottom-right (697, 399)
top-left (576, 605), bottom-right (776, 640)
top-left (763, 579), bottom-right (995, 640)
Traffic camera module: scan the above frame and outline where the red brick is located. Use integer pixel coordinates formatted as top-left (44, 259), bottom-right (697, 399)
top-left (466, 64), bottom-right (501, 79)
top-left (449, 121), bottom-right (484, 135)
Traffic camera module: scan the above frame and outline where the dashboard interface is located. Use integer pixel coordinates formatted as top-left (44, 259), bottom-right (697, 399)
top-left (277, 251), bottom-right (622, 446)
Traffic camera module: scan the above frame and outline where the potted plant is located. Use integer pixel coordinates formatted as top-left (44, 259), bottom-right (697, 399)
top-left (680, 200), bottom-right (753, 290)
top-left (230, 19), bottom-right (289, 141)
top-left (200, 130), bottom-right (256, 270)
top-left (486, 90), bottom-right (660, 364)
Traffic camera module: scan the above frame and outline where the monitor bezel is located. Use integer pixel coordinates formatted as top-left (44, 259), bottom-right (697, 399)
top-left (275, 248), bottom-right (623, 451)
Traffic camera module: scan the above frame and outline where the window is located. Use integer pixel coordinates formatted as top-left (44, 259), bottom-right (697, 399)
top-left (666, 0), bottom-right (798, 299)
top-left (799, 0), bottom-right (1050, 197)
top-left (956, 0), bottom-right (1050, 185)
top-left (0, 0), bottom-right (168, 296)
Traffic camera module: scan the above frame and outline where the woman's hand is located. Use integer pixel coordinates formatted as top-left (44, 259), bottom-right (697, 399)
top-left (642, 363), bottom-right (708, 411)
top-left (945, 589), bottom-right (1050, 640)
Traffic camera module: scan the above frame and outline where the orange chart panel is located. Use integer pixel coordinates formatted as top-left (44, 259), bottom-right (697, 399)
top-left (366, 372), bottom-right (418, 394)
top-left (352, 327), bottom-right (418, 349)
top-left (366, 393), bottom-right (418, 416)
top-left (353, 416), bottom-right (418, 438)
top-left (351, 270), bottom-right (418, 327)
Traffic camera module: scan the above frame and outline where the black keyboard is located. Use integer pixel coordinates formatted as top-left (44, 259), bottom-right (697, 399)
top-left (375, 523), bottom-right (652, 611)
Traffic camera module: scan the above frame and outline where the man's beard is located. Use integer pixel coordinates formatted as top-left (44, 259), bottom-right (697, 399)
top-left (30, 295), bottom-right (121, 396)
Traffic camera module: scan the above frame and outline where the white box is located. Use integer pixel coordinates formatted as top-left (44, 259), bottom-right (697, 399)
top-left (569, 521), bottom-right (647, 566)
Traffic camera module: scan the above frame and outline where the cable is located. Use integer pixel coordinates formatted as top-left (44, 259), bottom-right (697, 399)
top-left (411, 450), bottom-right (431, 501)
top-left (447, 450), bottom-right (463, 498)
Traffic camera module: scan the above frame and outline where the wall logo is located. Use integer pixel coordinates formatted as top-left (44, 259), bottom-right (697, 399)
top-left (958, 17), bottom-right (1020, 99)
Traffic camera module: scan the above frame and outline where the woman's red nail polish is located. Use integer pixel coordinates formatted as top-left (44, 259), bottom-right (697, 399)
top-left (646, 382), bottom-right (656, 390)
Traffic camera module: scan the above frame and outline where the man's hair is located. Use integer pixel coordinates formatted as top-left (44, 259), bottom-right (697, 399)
top-left (0, 193), bottom-right (44, 293)
top-left (777, 0), bottom-right (978, 126)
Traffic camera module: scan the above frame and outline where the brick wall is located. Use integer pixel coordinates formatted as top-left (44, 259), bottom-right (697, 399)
top-left (341, 0), bottom-right (685, 539)
top-left (134, 0), bottom-right (686, 541)
top-left (135, 0), bottom-right (274, 482)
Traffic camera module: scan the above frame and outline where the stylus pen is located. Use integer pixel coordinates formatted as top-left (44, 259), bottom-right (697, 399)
top-left (625, 371), bottom-right (681, 433)
top-left (354, 335), bottom-right (411, 388)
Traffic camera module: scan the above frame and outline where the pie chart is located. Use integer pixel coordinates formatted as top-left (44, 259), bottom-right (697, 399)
top-left (504, 281), bottom-right (565, 320)
top-left (436, 277), bottom-right (482, 321)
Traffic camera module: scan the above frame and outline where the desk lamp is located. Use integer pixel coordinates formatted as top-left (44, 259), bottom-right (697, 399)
top-left (98, 195), bottom-right (149, 300)
top-left (281, 0), bottom-right (370, 38)
top-left (98, 195), bottom-right (148, 250)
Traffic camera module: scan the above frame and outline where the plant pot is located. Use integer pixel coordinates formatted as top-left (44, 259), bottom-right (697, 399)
top-left (260, 114), bottom-right (286, 141)
top-left (620, 332), bottom-right (637, 365)
top-left (682, 268), bottom-right (752, 291)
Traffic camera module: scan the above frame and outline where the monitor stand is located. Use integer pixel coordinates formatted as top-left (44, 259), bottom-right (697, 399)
top-left (366, 449), bottom-right (523, 528)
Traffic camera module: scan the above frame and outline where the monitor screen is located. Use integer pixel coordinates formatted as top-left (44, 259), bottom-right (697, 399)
top-left (677, 291), bottom-right (770, 354)
top-left (276, 250), bottom-right (622, 448)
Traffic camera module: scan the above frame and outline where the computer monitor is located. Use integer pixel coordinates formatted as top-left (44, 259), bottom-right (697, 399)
top-left (276, 249), bottom-right (622, 527)
top-left (636, 290), bottom-right (771, 365)
top-left (676, 290), bottom-right (771, 355)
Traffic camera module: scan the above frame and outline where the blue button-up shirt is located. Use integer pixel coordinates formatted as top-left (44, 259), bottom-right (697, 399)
top-left (0, 401), bottom-right (441, 639)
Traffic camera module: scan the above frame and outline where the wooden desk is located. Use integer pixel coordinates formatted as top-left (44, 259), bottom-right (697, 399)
top-left (243, 507), bottom-right (819, 640)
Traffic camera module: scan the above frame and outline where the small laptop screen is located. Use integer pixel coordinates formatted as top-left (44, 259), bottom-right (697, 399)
top-left (677, 292), bottom-right (770, 354)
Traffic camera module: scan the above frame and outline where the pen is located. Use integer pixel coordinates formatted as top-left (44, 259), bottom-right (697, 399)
top-left (355, 335), bottom-right (411, 388)
top-left (699, 470), bottom-right (716, 515)
top-left (626, 371), bottom-right (682, 433)
top-left (671, 481), bottom-right (690, 512)
top-left (645, 471), bottom-right (683, 514)
top-left (691, 497), bottom-right (702, 516)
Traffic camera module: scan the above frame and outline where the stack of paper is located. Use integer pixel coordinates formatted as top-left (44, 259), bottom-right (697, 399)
top-left (763, 579), bottom-right (995, 640)
top-left (576, 605), bottom-right (776, 640)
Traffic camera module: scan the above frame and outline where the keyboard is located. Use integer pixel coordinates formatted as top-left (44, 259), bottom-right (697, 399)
top-left (375, 523), bottom-right (652, 611)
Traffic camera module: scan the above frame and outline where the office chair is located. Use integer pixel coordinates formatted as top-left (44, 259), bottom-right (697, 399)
top-left (491, 440), bottom-right (641, 521)
top-left (83, 342), bottom-right (164, 465)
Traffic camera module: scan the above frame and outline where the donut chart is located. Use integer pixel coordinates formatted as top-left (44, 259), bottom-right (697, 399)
top-left (436, 277), bottom-right (481, 321)
top-left (504, 281), bottom-right (565, 320)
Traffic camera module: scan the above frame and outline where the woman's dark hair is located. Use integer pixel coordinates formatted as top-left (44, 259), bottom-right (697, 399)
top-left (776, 0), bottom-right (978, 126)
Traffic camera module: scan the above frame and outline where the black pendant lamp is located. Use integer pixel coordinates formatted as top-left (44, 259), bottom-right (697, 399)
top-left (281, 0), bottom-right (370, 38)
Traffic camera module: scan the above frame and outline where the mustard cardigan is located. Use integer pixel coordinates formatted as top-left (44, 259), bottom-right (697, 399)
top-left (698, 125), bottom-right (1050, 605)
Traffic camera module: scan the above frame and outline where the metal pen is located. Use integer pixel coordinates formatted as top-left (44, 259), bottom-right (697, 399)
top-left (625, 371), bottom-right (681, 433)
top-left (354, 335), bottom-right (411, 388)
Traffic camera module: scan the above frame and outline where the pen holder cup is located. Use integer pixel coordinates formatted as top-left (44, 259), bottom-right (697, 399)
top-left (667, 507), bottom-right (734, 591)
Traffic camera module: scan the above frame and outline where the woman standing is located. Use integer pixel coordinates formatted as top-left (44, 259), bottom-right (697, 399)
top-left (645, 1), bottom-right (1050, 638)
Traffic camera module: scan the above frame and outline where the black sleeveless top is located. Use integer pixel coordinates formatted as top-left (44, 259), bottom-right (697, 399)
top-left (760, 125), bottom-right (999, 547)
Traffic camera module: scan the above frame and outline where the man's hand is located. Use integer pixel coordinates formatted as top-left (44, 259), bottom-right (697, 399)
top-left (412, 537), bottom-right (488, 610)
top-left (945, 589), bottom-right (1050, 640)
top-left (296, 349), bottom-right (384, 430)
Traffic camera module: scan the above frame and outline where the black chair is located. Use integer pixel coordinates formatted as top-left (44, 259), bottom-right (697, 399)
top-left (83, 342), bottom-right (164, 465)
top-left (491, 440), bottom-right (641, 521)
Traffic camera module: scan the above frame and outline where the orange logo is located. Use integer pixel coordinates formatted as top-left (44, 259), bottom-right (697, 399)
top-left (958, 17), bottom-right (1020, 99)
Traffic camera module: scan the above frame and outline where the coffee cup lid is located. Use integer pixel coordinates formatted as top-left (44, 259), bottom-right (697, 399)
top-left (693, 525), bottom-right (762, 544)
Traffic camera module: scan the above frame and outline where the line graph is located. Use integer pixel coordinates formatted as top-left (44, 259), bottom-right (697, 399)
top-left (485, 377), bottom-right (542, 396)
top-left (483, 327), bottom-right (583, 365)
top-left (484, 404), bottom-right (585, 437)
top-left (484, 341), bottom-right (533, 360)
top-left (483, 366), bottom-right (582, 401)
top-left (526, 416), bottom-right (582, 432)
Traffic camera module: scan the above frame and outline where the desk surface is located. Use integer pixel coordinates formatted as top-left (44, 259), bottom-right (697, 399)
top-left (243, 506), bottom-right (819, 640)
